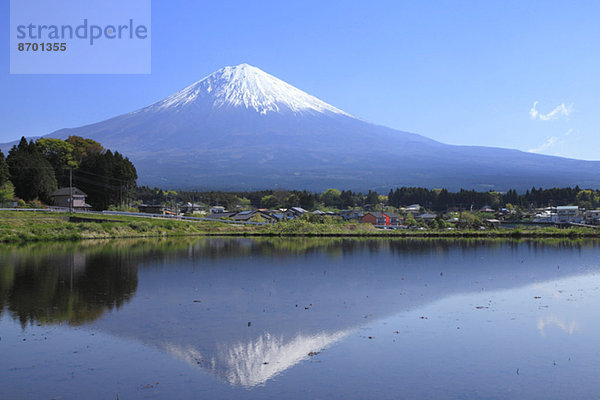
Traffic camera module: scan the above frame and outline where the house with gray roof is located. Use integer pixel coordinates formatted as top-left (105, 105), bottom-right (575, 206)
top-left (50, 187), bottom-right (92, 210)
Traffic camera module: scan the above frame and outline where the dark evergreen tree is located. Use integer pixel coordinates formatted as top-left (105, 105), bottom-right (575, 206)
top-left (7, 137), bottom-right (57, 202)
top-left (0, 150), bottom-right (9, 186)
top-left (365, 190), bottom-right (379, 206)
top-left (298, 190), bottom-right (315, 210)
top-left (340, 190), bottom-right (355, 208)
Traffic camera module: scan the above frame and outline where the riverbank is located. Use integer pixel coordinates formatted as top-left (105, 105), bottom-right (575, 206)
top-left (1, 210), bottom-right (599, 243)
top-left (0, 211), bottom-right (257, 242)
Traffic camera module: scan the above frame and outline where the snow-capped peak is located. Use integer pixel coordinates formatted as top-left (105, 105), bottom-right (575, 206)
top-left (149, 63), bottom-right (351, 116)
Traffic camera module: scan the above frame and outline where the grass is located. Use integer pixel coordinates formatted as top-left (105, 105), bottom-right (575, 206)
top-left (0, 210), bottom-right (599, 243)
top-left (0, 211), bottom-right (255, 243)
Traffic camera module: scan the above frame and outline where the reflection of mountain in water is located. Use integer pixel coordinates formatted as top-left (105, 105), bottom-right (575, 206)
top-left (166, 330), bottom-right (350, 388)
top-left (2, 238), bottom-right (600, 387)
top-left (89, 238), bottom-right (600, 387)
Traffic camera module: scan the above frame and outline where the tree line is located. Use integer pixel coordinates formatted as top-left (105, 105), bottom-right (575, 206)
top-left (134, 185), bottom-right (600, 212)
top-left (0, 136), bottom-right (137, 210)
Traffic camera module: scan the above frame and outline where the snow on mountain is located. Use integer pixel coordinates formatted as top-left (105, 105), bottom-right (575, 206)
top-left (145, 63), bottom-right (351, 116)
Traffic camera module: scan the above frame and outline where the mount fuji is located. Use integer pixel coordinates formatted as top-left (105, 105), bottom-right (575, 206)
top-left (8, 63), bottom-right (600, 190)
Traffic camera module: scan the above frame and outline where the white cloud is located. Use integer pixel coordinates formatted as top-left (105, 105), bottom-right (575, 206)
top-left (529, 101), bottom-right (573, 121)
top-left (529, 129), bottom-right (575, 153)
top-left (529, 136), bottom-right (559, 153)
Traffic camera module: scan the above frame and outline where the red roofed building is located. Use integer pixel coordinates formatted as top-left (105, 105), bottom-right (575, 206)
top-left (361, 212), bottom-right (399, 227)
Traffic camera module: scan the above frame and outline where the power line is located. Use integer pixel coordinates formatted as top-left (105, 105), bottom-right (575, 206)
top-left (73, 175), bottom-right (121, 190)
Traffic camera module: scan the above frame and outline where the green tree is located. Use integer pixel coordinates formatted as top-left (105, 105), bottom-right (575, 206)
top-left (458, 211), bottom-right (482, 229)
top-left (0, 150), bottom-right (13, 203)
top-left (272, 189), bottom-right (290, 205)
top-left (321, 188), bottom-right (341, 208)
top-left (66, 136), bottom-right (104, 165)
top-left (36, 138), bottom-right (77, 187)
top-left (404, 213), bottom-right (416, 227)
top-left (576, 190), bottom-right (600, 209)
top-left (238, 197), bottom-right (252, 210)
top-left (7, 137), bottom-right (57, 203)
top-left (74, 149), bottom-right (137, 210)
top-left (0, 150), bottom-right (9, 186)
top-left (340, 190), bottom-right (355, 208)
top-left (487, 191), bottom-right (502, 209)
top-left (298, 190), bottom-right (315, 210)
top-left (260, 195), bottom-right (280, 209)
top-left (0, 181), bottom-right (14, 203)
top-left (284, 193), bottom-right (300, 208)
top-left (112, 151), bottom-right (138, 206)
top-left (365, 190), bottom-right (379, 206)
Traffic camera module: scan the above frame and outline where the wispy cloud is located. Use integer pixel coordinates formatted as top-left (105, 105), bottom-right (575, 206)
top-left (529, 136), bottom-right (558, 153)
top-left (529, 101), bottom-right (572, 121)
top-left (564, 128), bottom-right (574, 136)
top-left (529, 129), bottom-right (574, 153)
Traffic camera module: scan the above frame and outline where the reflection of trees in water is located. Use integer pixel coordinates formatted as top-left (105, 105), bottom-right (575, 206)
top-left (0, 238), bottom-right (210, 327)
top-left (0, 247), bottom-right (138, 327)
top-left (0, 236), bottom-right (595, 327)
top-left (184, 236), bottom-right (599, 259)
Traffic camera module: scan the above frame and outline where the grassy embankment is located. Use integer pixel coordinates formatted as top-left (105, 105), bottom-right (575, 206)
top-left (0, 211), bottom-right (254, 242)
top-left (0, 210), bottom-right (599, 243)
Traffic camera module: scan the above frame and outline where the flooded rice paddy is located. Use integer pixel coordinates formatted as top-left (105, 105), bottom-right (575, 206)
top-left (1, 238), bottom-right (600, 399)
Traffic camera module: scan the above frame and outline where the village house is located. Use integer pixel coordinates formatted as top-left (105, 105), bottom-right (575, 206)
top-left (285, 207), bottom-right (309, 219)
top-left (339, 209), bottom-right (364, 222)
top-left (209, 206), bottom-right (226, 214)
top-left (485, 219), bottom-right (501, 227)
top-left (267, 211), bottom-right (287, 222)
top-left (50, 187), bottom-right (92, 210)
top-left (181, 202), bottom-right (205, 214)
top-left (405, 204), bottom-right (421, 214)
top-left (416, 212), bottom-right (437, 222)
top-left (361, 211), bottom-right (399, 228)
top-left (556, 206), bottom-right (582, 223)
top-left (231, 210), bottom-right (277, 223)
top-left (584, 210), bottom-right (600, 225)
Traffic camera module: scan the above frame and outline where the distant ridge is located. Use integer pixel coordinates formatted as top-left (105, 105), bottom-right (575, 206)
top-left (2, 63), bottom-right (599, 191)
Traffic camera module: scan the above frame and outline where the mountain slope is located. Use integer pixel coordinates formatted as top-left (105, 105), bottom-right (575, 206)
top-left (4, 63), bottom-right (600, 191)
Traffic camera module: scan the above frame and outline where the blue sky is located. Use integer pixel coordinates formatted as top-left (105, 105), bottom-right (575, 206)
top-left (2, 0), bottom-right (599, 160)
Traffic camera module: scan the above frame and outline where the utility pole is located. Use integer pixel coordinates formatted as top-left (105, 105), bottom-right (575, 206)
top-left (69, 168), bottom-right (73, 213)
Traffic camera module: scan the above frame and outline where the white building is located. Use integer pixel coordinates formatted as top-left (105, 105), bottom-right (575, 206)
top-left (584, 210), bottom-right (600, 225)
top-left (405, 204), bottom-right (421, 214)
top-left (210, 206), bottom-right (226, 214)
top-left (556, 206), bottom-right (582, 223)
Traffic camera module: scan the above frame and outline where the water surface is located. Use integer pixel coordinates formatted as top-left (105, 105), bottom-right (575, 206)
top-left (1, 238), bottom-right (600, 399)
